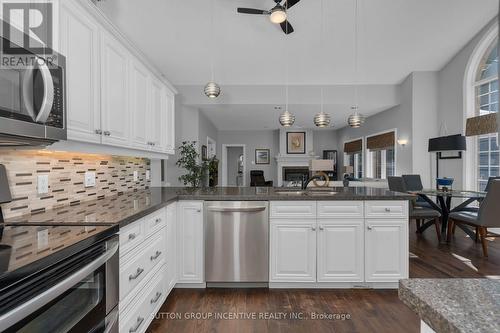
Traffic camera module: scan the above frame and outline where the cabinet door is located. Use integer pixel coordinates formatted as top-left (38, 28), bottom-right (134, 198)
top-left (177, 201), bottom-right (204, 283)
top-left (365, 219), bottom-right (408, 282)
top-left (60, 1), bottom-right (101, 143)
top-left (270, 221), bottom-right (316, 282)
top-left (164, 89), bottom-right (175, 153)
top-left (149, 77), bottom-right (165, 152)
top-left (165, 202), bottom-right (177, 293)
top-left (100, 31), bottom-right (130, 147)
top-left (317, 220), bottom-right (364, 282)
top-left (129, 58), bottom-right (150, 150)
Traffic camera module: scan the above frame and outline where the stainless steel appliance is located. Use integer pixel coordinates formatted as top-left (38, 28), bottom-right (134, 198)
top-left (0, 36), bottom-right (66, 146)
top-left (0, 230), bottom-right (119, 333)
top-left (205, 201), bottom-right (269, 284)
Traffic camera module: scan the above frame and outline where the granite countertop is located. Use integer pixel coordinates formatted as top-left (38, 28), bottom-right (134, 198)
top-left (4, 186), bottom-right (414, 228)
top-left (399, 279), bottom-right (500, 333)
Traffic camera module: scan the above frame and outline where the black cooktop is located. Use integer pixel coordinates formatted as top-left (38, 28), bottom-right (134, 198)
top-left (0, 224), bottom-right (118, 290)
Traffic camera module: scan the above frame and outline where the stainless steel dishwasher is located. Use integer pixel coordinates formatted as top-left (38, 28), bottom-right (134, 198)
top-left (205, 201), bottom-right (269, 284)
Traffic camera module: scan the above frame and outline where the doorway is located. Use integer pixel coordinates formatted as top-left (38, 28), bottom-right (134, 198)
top-left (222, 144), bottom-right (246, 187)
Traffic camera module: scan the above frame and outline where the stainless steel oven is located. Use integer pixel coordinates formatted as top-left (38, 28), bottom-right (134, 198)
top-left (0, 235), bottom-right (118, 333)
top-left (0, 36), bottom-right (66, 146)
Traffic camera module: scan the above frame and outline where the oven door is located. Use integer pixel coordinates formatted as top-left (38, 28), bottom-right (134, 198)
top-left (0, 236), bottom-right (118, 333)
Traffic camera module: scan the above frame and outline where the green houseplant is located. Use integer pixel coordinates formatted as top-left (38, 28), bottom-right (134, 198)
top-left (176, 141), bottom-right (208, 188)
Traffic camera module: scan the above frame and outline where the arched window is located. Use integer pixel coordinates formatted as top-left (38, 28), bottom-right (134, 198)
top-left (474, 38), bottom-right (498, 191)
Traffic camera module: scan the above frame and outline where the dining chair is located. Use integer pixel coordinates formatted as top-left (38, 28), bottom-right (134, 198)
top-left (448, 180), bottom-right (500, 257)
top-left (402, 175), bottom-right (432, 209)
top-left (388, 176), bottom-right (442, 241)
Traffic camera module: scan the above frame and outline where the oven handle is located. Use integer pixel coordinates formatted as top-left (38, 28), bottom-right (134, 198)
top-left (21, 58), bottom-right (55, 123)
top-left (0, 239), bottom-right (119, 332)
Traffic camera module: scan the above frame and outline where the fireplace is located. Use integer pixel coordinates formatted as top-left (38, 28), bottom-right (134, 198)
top-left (283, 167), bottom-right (310, 182)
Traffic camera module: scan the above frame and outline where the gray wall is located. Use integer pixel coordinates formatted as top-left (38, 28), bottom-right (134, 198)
top-left (227, 147), bottom-right (243, 186)
top-left (313, 130), bottom-right (339, 157)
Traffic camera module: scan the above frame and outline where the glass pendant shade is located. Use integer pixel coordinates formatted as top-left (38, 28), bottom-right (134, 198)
top-left (347, 108), bottom-right (365, 128)
top-left (314, 112), bottom-right (331, 128)
top-left (279, 110), bottom-right (295, 127)
top-left (204, 82), bottom-right (221, 98)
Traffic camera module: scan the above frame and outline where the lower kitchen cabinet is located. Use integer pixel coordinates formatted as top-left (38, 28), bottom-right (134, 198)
top-left (177, 201), bottom-right (204, 284)
top-left (165, 202), bottom-right (177, 293)
top-left (317, 219), bottom-right (364, 282)
top-left (270, 221), bottom-right (317, 282)
top-left (365, 219), bottom-right (408, 283)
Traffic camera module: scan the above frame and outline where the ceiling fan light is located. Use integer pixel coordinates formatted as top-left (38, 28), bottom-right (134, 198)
top-left (314, 112), bottom-right (331, 128)
top-left (270, 8), bottom-right (287, 24)
top-left (279, 110), bottom-right (295, 127)
top-left (204, 82), bottom-right (221, 98)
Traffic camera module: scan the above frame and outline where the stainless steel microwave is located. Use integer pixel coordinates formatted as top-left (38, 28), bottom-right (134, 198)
top-left (0, 37), bottom-right (66, 146)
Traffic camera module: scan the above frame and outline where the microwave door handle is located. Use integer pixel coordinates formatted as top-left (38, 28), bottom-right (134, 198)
top-left (0, 240), bottom-right (119, 332)
top-left (34, 61), bottom-right (54, 123)
top-left (21, 68), bottom-right (36, 120)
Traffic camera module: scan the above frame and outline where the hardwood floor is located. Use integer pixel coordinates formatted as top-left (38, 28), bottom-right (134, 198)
top-left (147, 223), bottom-right (500, 333)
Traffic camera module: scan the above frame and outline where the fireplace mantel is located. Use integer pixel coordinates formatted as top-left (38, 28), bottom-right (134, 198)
top-left (275, 154), bottom-right (319, 187)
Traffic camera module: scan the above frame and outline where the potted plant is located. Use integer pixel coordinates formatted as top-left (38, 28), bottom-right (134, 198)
top-left (176, 141), bottom-right (208, 188)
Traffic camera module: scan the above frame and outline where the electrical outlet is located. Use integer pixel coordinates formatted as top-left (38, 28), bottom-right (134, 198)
top-left (37, 175), bottom-right (49, 194)
top-left (146, 170), bottom-right (150, 181)
top-left (84, 172), bottom-right (96, 187)
top-left (133, 170), bottom-right (138, 182)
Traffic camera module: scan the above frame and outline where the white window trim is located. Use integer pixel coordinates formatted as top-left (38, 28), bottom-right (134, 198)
top-left (463, 21), bottom-right (499, 191)
top-left (344, 137), bottom-right (364, 178)
top-left (365, 128), bottom-right (398, 180)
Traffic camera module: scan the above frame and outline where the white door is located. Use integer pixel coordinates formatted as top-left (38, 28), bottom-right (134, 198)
top-left (149, 77), bottom-right (165, 152)
top-left (270, 221), bottom-right (316, 282)
top-left (164, 90), bottom-right (175, 153)
top-left (365, 219), bottom-right (408, 282)
top-left (165, 202), bottom-right (177, 293)
top-left (177, 201), bottom-right (204, 283)
top-left (317, 220), bottom-right (364, 282)
top-left (100, 31), bottom-right (130, 147)
top-left (60, 1), bottom-right (101, 143)
top-left (129, 58), bottom-right (150, 150)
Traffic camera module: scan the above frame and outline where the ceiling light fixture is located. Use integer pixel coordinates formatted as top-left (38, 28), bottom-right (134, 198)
top-left (204, 0), bottom-right (221, 99)
top-left (314, 0), bottom-right (331, 128)
top-left (347, 0), bottom-right (365, 128)
top-left (270, 6), bottom-right (287, 24)
top-left (279, 17), bottom-right (295, 127)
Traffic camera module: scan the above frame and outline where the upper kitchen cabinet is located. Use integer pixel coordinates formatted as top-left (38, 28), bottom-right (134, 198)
top-left (100, 31), bottom-right (130, 147)
top-left (58, 0), bottom-right (177, 156)
top-left (60, 1), bottom-right (101, 144)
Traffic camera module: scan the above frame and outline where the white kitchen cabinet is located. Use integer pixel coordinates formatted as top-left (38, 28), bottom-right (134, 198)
top-left (129, 58), bottom-right (150, 150)
top-left (365, 219), bottom-right (408, 282)
top-left (164, 90), bottom-right (175, 152)
top-left (100, 31), bottom-right (130, 147)
top-left (165, 202), bottom-right (177, 293)
top-left (317, 219), bottom-right (364, 282)
top-left (149, 76), bottom-right (165, 152)
top-left (60, 1), bottom-right (101, 143)
top-left (177, 201), bottom-right (204, 284)
top-left (270, 221), bottom-right (317, 282)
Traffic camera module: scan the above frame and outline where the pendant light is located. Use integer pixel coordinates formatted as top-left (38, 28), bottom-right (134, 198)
top-left (204, 0), bottom-right (221, 99)
top-left (347, 0), bottom-right (365, 128)
top-left (279, 12), bottom-right (295, 127)
top-left (314, 0), bottom-right (331, 128)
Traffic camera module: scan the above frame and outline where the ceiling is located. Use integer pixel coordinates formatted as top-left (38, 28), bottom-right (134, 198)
top-left (97, 0), bottom-right (498, 130)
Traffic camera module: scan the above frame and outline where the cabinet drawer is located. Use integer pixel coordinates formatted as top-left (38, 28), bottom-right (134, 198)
top-left (270, 201), bottom-right (317, 219)
top-left (145, 209), bottom-right (166, 238)
top-left (317, 201), bottom-right (364, 218)
top-left (120, 235), bottom-right (164, 301)
top-left (120, 220), bottom-right (144, 256)
top-left (365, 201), bottom-right (408, 219)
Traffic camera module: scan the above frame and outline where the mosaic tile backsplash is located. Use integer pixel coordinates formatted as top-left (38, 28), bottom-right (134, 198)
top-left (0, 150), bottom-right (150, 219)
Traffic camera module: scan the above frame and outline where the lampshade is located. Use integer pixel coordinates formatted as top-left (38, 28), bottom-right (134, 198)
top-left (0, 164), bottom-right (12, 204)
top-left (344, 166), bottom-right (354, 174)
top-left (428, 134), bottom-right (467, 152)
top-left (309, 160), bottom-right (334, 172)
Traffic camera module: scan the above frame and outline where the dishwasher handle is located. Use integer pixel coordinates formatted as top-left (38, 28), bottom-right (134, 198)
top-left (207, 206), bottom-right (267, 213)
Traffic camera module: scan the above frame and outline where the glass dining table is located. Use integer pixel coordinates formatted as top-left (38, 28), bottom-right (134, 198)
top-left (409, 189), bottom-right (487, 240)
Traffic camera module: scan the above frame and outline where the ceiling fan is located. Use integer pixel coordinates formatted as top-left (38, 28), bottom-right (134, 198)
top-left (237, 0), bottom-right (301, 34)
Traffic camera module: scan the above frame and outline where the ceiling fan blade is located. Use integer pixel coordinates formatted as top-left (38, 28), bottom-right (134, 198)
top-left (237, 8), bottom-right (269, 15)
top-left (284, 0), bottom-right (301, 9)
top-left (280, 20), bottom-right (294, 34)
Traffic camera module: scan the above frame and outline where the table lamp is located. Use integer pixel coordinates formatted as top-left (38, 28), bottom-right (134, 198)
top-left (309, 160), bottom-right (334, 187)
top-left (428, 134), bottom-right (466, 189)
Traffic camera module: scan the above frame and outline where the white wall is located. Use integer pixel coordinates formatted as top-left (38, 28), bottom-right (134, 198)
top-left (227, 147), bottom-right (243, 186)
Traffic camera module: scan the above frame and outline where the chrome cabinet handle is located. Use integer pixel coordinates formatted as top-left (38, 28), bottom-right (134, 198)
top-left (95, 129), bottom-right (102, 135)
top-left (150, 251), bottom-right (162, 261)
top-left (311, 226), bottom-right (316, 231)
top-left (128, 233), bottom-right (136, 240)
top-left (155, 218), bottom-right (162, 224)
top-left (319, 225), bottom-right (324, 231)
top-left (367, 225), bottom-right (373, 230)
top-left (385, 208), bottom-right (391, 212)
top-left (150, 292), bottom-right (162, 304)
top-left (129, 268), bottom-right (144, 281)
top-left (103, 131), bottom-right (111, 136)
top-left (129, 317), bottom-right (144, 333)
top-left (196, 209), bottom-right (202, 213)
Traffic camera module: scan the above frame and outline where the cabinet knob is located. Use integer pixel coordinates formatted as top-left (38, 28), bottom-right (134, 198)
top-left (385, 208), bottom-right (391, 212)
top-left (128, 233), bottom-right (136, 240)
top-left (94, 129), bottom-right (102, 135)
top-left (311, 226), bottom-right (316, 231)
top-left (367, 225), bottom-right (373, 230)
top-left (197, 209), bottom-right (202, 213)
top-left (103, 131), bottom-right (111, 136)
top-left (319, 225), bottom-right (324, 231)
